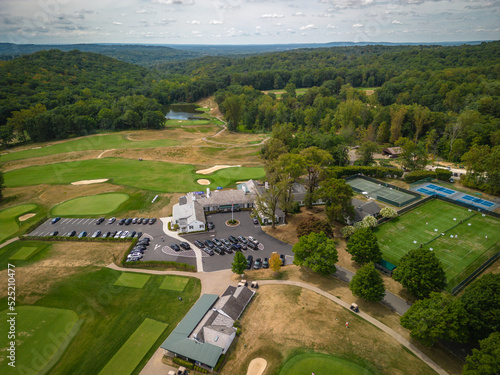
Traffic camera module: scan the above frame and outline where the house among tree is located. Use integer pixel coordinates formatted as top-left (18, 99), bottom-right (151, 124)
top-left (382, 147), bottom-right (403, 158)
top-left (348, 198), bottom-right (381, 224)
top-left (161, 286), bottom-right (255, 372)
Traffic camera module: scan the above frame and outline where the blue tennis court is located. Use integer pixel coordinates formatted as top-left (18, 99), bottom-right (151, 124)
top-left (459, 195), bottom-right (495, 208)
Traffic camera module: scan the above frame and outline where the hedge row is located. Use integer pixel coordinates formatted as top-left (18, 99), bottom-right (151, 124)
top-left (403, 169), bottom-right (452, 183)
top-left (327, 166), bottom-right (404, 179)
top-left (121, 260), bottom-right (196, 272)
top-left (172, 357), bottom-right (194, 369)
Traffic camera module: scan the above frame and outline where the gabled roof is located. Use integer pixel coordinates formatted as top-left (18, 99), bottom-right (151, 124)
top-left (352, 198), bottom-right (381, 222)
top-left (215, 286), bottom-right (255, 320)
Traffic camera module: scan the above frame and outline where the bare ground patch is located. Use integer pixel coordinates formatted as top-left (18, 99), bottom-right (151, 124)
top-left (3, 151), bottom-right (101, 172)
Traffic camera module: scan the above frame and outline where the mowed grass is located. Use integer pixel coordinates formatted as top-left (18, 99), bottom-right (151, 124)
top-left (99, 318), bottom-right (168, 375)
top-left (159, 275), bottom-right (190, 291)
top-left (279, 353), bottom-right (374, 375)
top-left (0, 203), bottom-right (37, 243)
top-left (17, 268), bottom-right (201, 375)
top-left (374, 199), bottom-right (500, 291)
top-left (0, 133), bottom-right (178, 162)
top-left (4, 158), bottom-right (265, 193)
top-left (114, 272), bottom-right (151, 289)
top-left (164, 118), bottom-right (212, 127)
top-left (52, 193), bottom-right (129, 216)
top-left (9, 246), bottom-right (38, 260)
top-left (0, 306), bottom-right (82, 375)
top-left (0, 240), bottom-right (51, 270)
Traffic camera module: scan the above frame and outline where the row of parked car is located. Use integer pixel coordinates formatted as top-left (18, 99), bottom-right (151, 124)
top-left (49, 229), bottom-right (145, 239)
top-left (126, 237), bottom-right (150, 262)
top-left (247, 254), bottom-right (285, 269)
top-left (193, 235), bottom-right (260, 256)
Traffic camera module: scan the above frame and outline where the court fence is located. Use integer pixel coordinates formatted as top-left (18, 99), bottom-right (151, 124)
top-left (451, 249), bottom-right (500, 295)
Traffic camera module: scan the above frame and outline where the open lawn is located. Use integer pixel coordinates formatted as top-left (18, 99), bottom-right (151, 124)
top-left (279, 353), bottom-right (374, 375)
top-left (0, 133), bottom-right (178, 162)
top-left (374, 199), bottom-right (500, 291)
top-left (114, 272), bottom-right (151, 288)
top-left (263, 88), bottom-right (309, 98)
top-left (0, 203), bottom-right (38, 242)
top-left (0, 268), bottom-right (201, 375)
top-left (0, 306), bottom-right (82, 375)
top-left (159, 275), bottom-right (190, 291)
top-left (9, 246), bottom-right (38, 260)
top-left (99, 318), bottom-right (168, 375)
top-left (52, 193), bottom-right (129, 216)
top-left (0, 241), bottom-right (50, 270)
top-left (4, 158), bottom-right (265, 192)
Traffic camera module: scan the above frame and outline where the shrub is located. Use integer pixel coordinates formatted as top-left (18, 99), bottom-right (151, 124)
top-left (435, 168), bottom-right (452, 181)
top-left (296, 217), bottom-right (333, 238)
top-left (403, 170), bottom-right (436, 183)
top-left (173, 357), bottom-right (194, 369)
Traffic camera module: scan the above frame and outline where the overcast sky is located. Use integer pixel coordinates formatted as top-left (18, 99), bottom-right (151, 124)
top-left (1, 0), bottom-right (499, 45)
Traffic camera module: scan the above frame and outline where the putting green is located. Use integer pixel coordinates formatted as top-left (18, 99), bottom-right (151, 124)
top-left (52, 193), bottom-right (129, 216)
top-left (114, 272), bottom-right (151, 289)
top-left (10, 246), bottom-right (38, 260)
top-left (0, 306), bottom-right (82, 375)
top-left (99, 318), bottom-right (168, 375)
top-left (159, 275), bottom-right (190, 291)
top-left (279, 353), bottom-right (374, 375)
top-left (0, 203), bottom-right (38, 242)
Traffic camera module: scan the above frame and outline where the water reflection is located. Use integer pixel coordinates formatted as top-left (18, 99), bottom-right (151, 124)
top-left (165, 104), bottom-right (203, 120)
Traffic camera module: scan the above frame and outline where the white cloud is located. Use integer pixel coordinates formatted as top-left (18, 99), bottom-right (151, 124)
top-left (152, 0), bottom-right (194, 5)
top-left (260, 13), bottom-right (284, 18)
top-left (327, 24), bottom-right (338, 29)
top-left (293, 12), bottom-right (305, 16)
top-left (187, 20), bottom-right (200, 24)
top-left (113, 21), bottom-right (122, 26)
top-left (299, 24), bottom-right (317, 31)
top-left (210, 20), bottom-right (223, 25)
top-left (352, 23), bottom-right (363, 28)
top-left (392, 20), bottom-right (402, 24)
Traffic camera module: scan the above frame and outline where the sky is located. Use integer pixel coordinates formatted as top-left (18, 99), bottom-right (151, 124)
top-left (1, 0), bottom-right (499, 45)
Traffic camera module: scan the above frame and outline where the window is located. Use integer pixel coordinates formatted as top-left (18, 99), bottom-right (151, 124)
top-left (189, 225), bottom-right (193, 229)
top-left (199, 225), bottom-right (204, 229)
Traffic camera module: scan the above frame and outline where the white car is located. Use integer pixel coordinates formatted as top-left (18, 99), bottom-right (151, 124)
top-left (247, 236), bottom-right (259, 244)
top-left (114, 231), bottom-right (123, 238)
top-left (120, 231), bottom-right (129, 239)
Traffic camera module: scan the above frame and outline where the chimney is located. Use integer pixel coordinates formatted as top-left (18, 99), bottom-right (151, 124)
top-left (206, 187), bottom-right (210, 197)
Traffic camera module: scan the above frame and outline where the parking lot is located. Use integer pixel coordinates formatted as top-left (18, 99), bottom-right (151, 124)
top-left (30, 211), bottom-right (294, 272)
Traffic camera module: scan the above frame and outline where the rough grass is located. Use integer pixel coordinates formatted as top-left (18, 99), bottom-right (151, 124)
top-left (98, 318), bottom-right (168, 375)
top-left (52, 193), bottom-right (129, 216)
top-left (5, 158), bottom-right (265, 192)
top-left (374, 199), bottom-right (500, 290)
top-left (0, 306), bottom-right (81, 375)
top-left (1, 133), bottom-right (178, 162)
top-left (0, 203), bottom-right (38, 242)
top-left (159, 275), bottom-right (190, 291)
top-left (279, 353), bottom-right (375, 375)
top-left (114, 272), bottom-right (151, 289)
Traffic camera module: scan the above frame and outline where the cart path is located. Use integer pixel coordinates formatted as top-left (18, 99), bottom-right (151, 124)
top-left (96, 149), bottom-right (115, 159)
top-left (259, 280), bottom-right (449, 375)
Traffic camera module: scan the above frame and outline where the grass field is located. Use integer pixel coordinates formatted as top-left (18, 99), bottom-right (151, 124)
top-left (99, 318), bottom-right (168, 375)
top-left (0, 133), bottom-right (178, 162)
top-left (0, 240), bottom-right (51, 270)
top-left (0, 306), bottom-right (82, 375)
top-left (114, 272), bottom-right (151, 288)
top-left (279, 353), bottom-right (374, 375)
top-left (9, 246), bottom-right (38, 260)
top-left (164, 119), bottom-right (212, 127)
top-left (52, 193), bottom-right (129, 216)
top-left (4, 158), bottom-right (265, 192)
top-left (159, 275), bottom-right (190, 291)
top-left (0, 203), bottom-right (38, 242)
top-left (374, 199), bottom-right (500, 291)
top-left (264, 88), bottom-right (309, 98)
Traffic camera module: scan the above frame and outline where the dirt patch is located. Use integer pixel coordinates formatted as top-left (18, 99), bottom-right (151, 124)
top-left (197, 179), bottom-right (211, 185)
top-left (196, 165), bottom-right (241, 174)
top-left (18, 213), bottom-right (36, 221)
top-left (364, 89), bottom-right (375, 96)
top-left (246, 358), bottom-right (267, 375)
top-left (71, 179), bottom-right (109, 185)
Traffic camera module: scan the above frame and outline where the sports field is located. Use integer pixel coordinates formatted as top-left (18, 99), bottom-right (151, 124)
top-left (279, 353), bottom-right (374, 375)
top-left (159, 275), bottom-right (190, 291)
top-left (99, 318), bottom-right (168, 375)
top-left (52, 193), bottom-right (129, 216)
top-left (0, 306), bottom-right (82, 375)
top-left (114, 272), bottom-right (151, 288)
top-left (374, 199), bottom-right (500, 291)
top-left (4, 158), bottom-right (265, 193)
top-left (346, 177), bottom-right (418, 207)
top-left (0, 203), bottom-right (38, 242)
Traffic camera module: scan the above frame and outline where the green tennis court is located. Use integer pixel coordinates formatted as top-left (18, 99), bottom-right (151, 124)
top-left (374, 199), bottom-right (500, 291)
top-left (346, 177), bottom-right (418, 207)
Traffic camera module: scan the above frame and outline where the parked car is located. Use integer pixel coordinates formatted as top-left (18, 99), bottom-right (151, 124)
top-left (125, 218), bottom-right (132, 225)
top-left (280, 254), bottom-right (286, 266)
top-left (253, 217), bottom-right (259, 225)
top-left (136, 232), bottom-right (143, 239)
top-left (214, 246), bottom-right (225, 255)
top-left (253, 258), bottom-right (262, 269)
top-left (231, 244), bottom-right (242, 252)
top-left (96, 217), bottom-right (105, 225)
top-left (68, 230), bottom-right (77, 237)
top-left (149, 218), bottom-right (157, 225)
top-left (238, 236), bottom-right (248, 244)
top-left (263, 258), bottom-right (269, 268)
top-left (212, 238), bottom-right (222, 246)
top-left (171, 244), bottom-right (181, 251)
top-left (78, 231), bottom-right (87, 238)
top-left (248, 236), bottom-right (259, 244)
top-left (132, 217), bottom-right (138, 224)
top-left (120, 231), bottom-right (129, 238)
top-left (179, 241), bottom-right (191, 250)
top-left (108, 217), bottom-right (116, 224)
top-left (194, 240), bottom-right (205, 248)
top-left (119, 218), bottom-right (126, 225)
top-left (143, 218), bottom-right (150, 225)
top-left (203, 247), bottom-right (214, 256)
top-left (207, 222), bottom-right (215, 230)
top-left (114, 231), bottom-right (123, 238)
top-left (91, 230), bottom-right (101, 238)
top-left (51, 217), bottom-right (61, 224)
top-left (50, 231), bottom-right (59, 236)
top-left (126, 257), bottom-right (141, 262)
top-left (240, 243), bottom-right (247, 250)
top-left (228, 235), bottom-right (238, 243)
top-left (137, 218), bottom-right (144, 224)
top-left (246, 255), bottom-right (253, 269)
top-left (221, 238), bottom-right (231, 246)
top-left (102, 231), bottom-right (111, 238)
top-left (204, 239), bottom-right (215, 248)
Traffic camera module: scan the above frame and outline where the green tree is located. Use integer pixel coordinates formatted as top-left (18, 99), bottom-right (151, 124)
top-left (300, 146), bottom-right (334, 197)
top-left (296, 217), bottom-right (333, 238)
top-left (376, 121), bottom-right (390, 144)
top-left (346, 227), bottom-right (382, 265)
top-left (380, 207), bottom-right (398, 219)
top-left (0, 169), bottom-right (4, 202)
top-left (231, 251), bottom-right (247, 275)
top-left (349, 262), bottom-right (386, 302)
top-left (463, 332), bottom-right (500, 375)
top-left (222, 94), bottom-right (244, 130)
top-left (271, 153), bottom-right (306, 215)
top-left (400, 292), bottom-right (469, 346)
top-left (356, 141), bottom-right (379, 166)
top-left (261, 138), bottom-right (289, 161)
top-left (460, 273), bottom-right (500, 341)
top-left (396, 137), bottom-right (428, 171)
top-left (341, 225), bottom-right (356, 238)
top-left (390, 105), bottom-right (407, 143)
top-left (317, 178), bottom-right (354, 223)
top-left (393, 248), bottom-right (446, 299)
top-left (292, 231), bottom-right (338, 275)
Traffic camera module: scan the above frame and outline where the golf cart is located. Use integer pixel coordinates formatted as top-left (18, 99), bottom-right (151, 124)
top-left (350, 303), bottom-right (359, 313)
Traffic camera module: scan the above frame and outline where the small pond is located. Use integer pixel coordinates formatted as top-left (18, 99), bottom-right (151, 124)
top-left (165, 104), bottom-right (203, 120)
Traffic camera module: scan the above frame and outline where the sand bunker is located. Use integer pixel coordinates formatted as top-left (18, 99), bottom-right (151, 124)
top-left (71, 179), bottom-right (109, 185)
top-left (246, 358), bottom-right (267, 375)
top-left (19, 213), bottom-right (36, 221)
top-left (196, 165), bottom-right (241, 174)
top-left (197, 179), bottom-right (211, 185)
